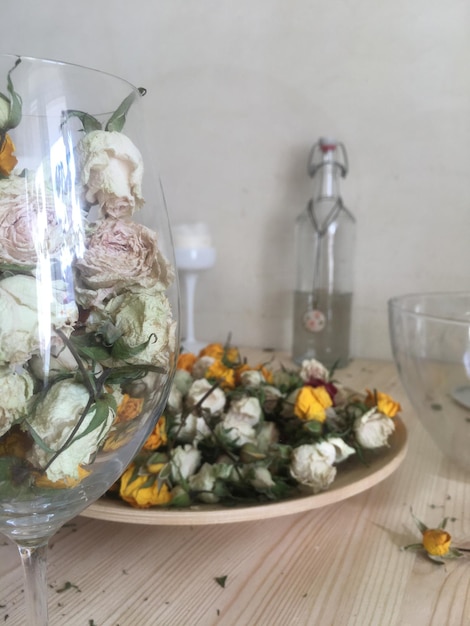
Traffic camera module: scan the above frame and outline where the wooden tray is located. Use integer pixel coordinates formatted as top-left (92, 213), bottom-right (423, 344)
top-left (80, 416), bottom-right (407, 526)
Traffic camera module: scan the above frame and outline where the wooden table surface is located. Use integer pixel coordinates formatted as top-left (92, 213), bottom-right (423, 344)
top-left (1, 354), bottom-right (470, 626)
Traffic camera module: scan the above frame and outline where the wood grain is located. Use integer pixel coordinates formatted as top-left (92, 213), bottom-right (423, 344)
top-left (1, 353), bottom-right (469, 625)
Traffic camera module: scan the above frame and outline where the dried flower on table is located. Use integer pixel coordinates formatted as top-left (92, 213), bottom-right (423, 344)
top-left (109, 343), bottom-right (402, 508)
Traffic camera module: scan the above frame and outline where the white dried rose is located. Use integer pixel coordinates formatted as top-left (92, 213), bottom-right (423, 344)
top-left (91, 287), bottom-right (176, 370)
top-left (167, 385), bottom-right (183, 412)
top-left (77, 130), bottom-right (144, 218)
top-left (27, 379), bottom-right (114, 482)
top-left (173, 413), bottom-right (211, 443)
top-left (0, 174), bottom-right (69, 266)
top-left (214, 396), bottom-right (263, 446)
top-left (262, 384), bottom-right (283, 412)
top-left (186, 378), bottom-right (226, 414)
top-left (225, 396), bottom-right (262, 427)
top-left (239, 369), bottom-right (265, 387)
top-left (188, 462), bottom-right (232, 503)
top-left (249, 466), bottom-right (275, 490)
top-left (0, 275), bottom-right (78, 366)
top-left (170, 444), bottom-right (201, 481)
top-left (299, 358), bottom-right (330, 382)
top-left (75, 218), bottom-right (174, 307)
top-left (29, 346), bottom-right (78, 381)
top-left (191, 356), bottom-right (215, 379)
top-left (354, 408), bottom-right (395, 449)
top-left (215, 419), bottom-right (257, 446)
top-left (289, 442), bottom-right (337, 493)
top-left (327, 436), bottom-right (356, 463)
top-left (188, 462), bottom-right (219, 503)
top-left (0, 366), bottom-right (34, 436)
top-left (256, 421), bottom-right (280, 452)
top-left (172, 369), bottom-right (193, 395)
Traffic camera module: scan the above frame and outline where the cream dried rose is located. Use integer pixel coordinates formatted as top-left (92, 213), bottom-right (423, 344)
top-left (186, 378), bottom-right (226, 415)
top-left (0, 275), bottom-right (78, 366)
top-left (224, 396), bottom-right (262, 427)
top-left (289, 442), bottom-right (338, 493)
top-left (0, 175), bottom-right (66, 266)
top-left (170, 444), bottom-right (201, 481)
top-left (91, 286), bottom-right (176, 370)
top-left (299, 358), bottom-right (330, 382)
top-left (173, 413), bottom-right (211, 443)
top-left (75, 218), bottom-right (174, 307)
top-left (249, 466), bottom-right (275, 490)
top-left (77, 130), bottom-right (144, 218)
top-left (354, 407), bottom-right (395, 449)
top-left (0, 366), bottom-right (34, 437)
top-left (239, 369), bottom-right (266, 387)
top-left (27, 379), bottom-right (114, 482)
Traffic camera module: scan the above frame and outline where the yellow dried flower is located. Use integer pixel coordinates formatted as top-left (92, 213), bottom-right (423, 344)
top-left (119, 463), bottom-right (172, 508)
top-left (199, 342), bottom-right (239, 365)
top-left (422, 528), bottom-right (452, 557)
top-left (365, 390), bottom-right (401, 417)
top-left (403, 509), bottom-right (463, 563)
top-left (205, 360), bottom-right (236, 389)
top-left (294, 385), bottom-right (333, 422)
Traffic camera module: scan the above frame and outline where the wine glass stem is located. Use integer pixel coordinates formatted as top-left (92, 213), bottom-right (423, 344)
top-left (18, 541), bottom-right (49, 626)
top-left (183, 271), bottom-right (199, 344)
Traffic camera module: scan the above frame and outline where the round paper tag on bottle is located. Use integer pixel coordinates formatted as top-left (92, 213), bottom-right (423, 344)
top-left (303, 309), bottom-right (326, 333)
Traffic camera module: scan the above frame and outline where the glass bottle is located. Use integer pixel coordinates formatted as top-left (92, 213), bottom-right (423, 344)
top-left (292, 137), bottom-right (356, 368)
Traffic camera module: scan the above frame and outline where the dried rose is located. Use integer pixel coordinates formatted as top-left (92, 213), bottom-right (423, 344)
top-left (77, 130), bottom-right (144, 219)
top-left (75, 218), bottom-right (174, 306)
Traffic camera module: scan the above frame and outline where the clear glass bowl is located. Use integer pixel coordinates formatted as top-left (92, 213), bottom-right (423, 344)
top-left (389, 292), bottom-right (470, 472)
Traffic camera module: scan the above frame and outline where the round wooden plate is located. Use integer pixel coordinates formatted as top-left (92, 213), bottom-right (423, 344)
top-left (80, 416), bottom-right (407, 526)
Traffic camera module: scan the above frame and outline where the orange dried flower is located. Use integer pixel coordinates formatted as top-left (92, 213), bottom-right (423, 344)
top-left (0, 134), bottom-right (18, 176)
top-left (35, 466), bottom-right (91, 489)
top-left (143, 416), bottom-right (167, 450)
top-left (116, 394), bottom-right (144, 423)
top-left (177, 352), bottom-right (197, 372)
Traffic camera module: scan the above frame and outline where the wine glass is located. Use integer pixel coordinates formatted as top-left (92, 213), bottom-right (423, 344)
top-left (173, 223), bottom-right (216, 354)
top-left (388, 292), bottom-right (470, 472)
top-left (0, 54), bottom-right (179, 624)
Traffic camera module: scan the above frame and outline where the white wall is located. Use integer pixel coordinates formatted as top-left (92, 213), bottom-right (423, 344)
top-left (2, 1), bottom-right (470, 358)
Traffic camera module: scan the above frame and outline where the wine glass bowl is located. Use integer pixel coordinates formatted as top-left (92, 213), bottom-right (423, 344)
top-left (0, 54), bottom-right (178, 622)
top-left (388, 292), bottom-right (470, 473)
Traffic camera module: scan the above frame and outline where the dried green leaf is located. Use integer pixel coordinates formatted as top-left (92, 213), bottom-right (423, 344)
top-left (56, 581), bottom-right (81, 593)
top-left (105, 87), bottom-right (146, 133)
top-left (72, 396), bottom-right (116, 443)
top-left (111, 334), bottom-right (156, 360)
top-left (215, 576), bottom-right (227, 588)
top-left (410, 508), bottom-right (428, 534)
top-left (61, 109), bottom-right (102, 133)
top-left (5, 57), bottom-right (22, 130)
